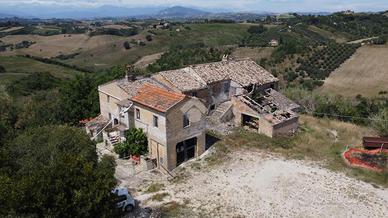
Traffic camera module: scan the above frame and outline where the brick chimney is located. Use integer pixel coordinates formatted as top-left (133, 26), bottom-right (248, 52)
top-left (125, 65), bottom-right (136, 81)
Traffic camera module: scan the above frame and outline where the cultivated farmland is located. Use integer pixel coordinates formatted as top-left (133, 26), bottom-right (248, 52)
top-left (321, 45), bottom-right (388, 97)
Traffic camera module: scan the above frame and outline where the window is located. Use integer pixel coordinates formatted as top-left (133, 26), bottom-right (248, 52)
top-left (136, 108), bottom-right (140, 120)
top-left (223, 82), bottom-right (230, 94)
top-left (191, 91), bottom-right (198, 97)
top-left (108, 113), bottom-right (112, 120)
top-left (153, 115), bottom-right (158, 127)
top-left (183, 114), bottom-right (190, 127)
top-left (106, 94), bottom-right (110, 103)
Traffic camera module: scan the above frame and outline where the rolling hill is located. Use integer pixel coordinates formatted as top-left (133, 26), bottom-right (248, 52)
top-left (157, 6), bottom-right (210, 18)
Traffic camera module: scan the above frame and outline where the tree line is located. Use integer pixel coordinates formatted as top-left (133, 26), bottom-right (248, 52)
top-left (285, 87), bottom-right (388, 137)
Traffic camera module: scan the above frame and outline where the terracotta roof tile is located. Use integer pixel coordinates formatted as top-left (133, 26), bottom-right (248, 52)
top-left (131, 84), bottom-right (186, 112)
top-left (116, 77), bottom-right (169, 98)
top-left (153, 59), bottom-right (278, 91)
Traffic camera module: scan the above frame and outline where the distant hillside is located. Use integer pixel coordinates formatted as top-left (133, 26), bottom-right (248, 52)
top-left (157, 6), bottom-right (210, 18)
top-left (0, 4), bottom-right (164, 19)
top-left (0, 4), bottom-right (271, 20)
top-left (0, 13), bottom-right (15, 18)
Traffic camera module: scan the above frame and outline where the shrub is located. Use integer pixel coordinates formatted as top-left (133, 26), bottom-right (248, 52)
top-left (114, 142), bottom-right (130, 158)
top-left (371, 109), bottom-right (388, 137)
top-left (126, 128), bottom-right (148, 156)
top-left (123, 41), bottom-right (131, 50)
top-left (284, 71), bottom-right (298, 82)
top-left (146, 34), bottom-right (153, 41)
top-left (247, 25), bottom-right (267, 34)
top-left (6, 72), bottom-right (60, 96)
top-left (0, 65), bottom-right (5, 73)
top-left (114, 128), bottom-right (148, 158)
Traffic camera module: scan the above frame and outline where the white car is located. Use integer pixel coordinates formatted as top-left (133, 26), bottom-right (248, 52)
top-left (112, 187), bottom-right (135, 212)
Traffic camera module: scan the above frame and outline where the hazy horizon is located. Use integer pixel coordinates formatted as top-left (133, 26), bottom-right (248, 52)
top-left (1, 0), bottom-right (387, 13)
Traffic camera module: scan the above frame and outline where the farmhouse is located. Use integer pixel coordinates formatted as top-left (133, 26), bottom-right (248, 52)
top-left (86, 58), bottom-right (299, 171)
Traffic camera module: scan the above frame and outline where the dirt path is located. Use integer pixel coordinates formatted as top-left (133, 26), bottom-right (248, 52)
top-left (132, 149), bottom-right (388, 217)
top-left (134, 52), bottom-right (163, 69)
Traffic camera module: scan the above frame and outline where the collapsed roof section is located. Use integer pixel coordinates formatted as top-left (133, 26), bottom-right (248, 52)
top-left (85, 114), bottom-right (109, 132)
top-left (238, 88), bottom-right (300, 125)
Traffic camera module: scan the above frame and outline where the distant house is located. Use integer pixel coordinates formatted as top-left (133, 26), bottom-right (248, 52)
top-left (86, 58), bottom-right (299, 171)
top-left (341, 10), bottom-right (355, 15)
top-left (269, 39), bottom-right (279, 47)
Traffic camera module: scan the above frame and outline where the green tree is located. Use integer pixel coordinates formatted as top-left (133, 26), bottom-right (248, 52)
top-left (247, 25), bottom-right (267, 34)
top-left (145, 35), bottom-right (153, 41)
top-left (15, 90), bottom-right (61, 129)
top-left (0, 126), bottom-right (119, 217)
top-left (0, 65), bottom-right (5, 73)
top-left (6, 72), bottom-right (60, 96)
top-left (371, 109), bottom-right (388, 137)
top-left (123, 41), bottom-right (131, 50)
top-left (114, 128), bottom-right (148, 158)
top-left (59, 75), bottom-right (98, 124)
top-left (0, 93), bottom-right (17, 145)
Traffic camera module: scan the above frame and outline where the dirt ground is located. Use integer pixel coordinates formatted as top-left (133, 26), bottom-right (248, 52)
top-left (231, 47), bottom-right (274, 62)
top-left (122, 147), bottom-right (388, 217)
top-left (134, 52), bottom-right (163, 69)
top-left (0, 34), bottom-right (126, 58)
top-left (321, 44), bottom-right (388, 97)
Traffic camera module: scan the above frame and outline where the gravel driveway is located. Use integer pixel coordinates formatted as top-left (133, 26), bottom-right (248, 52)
top-left (129, 148), bottom-right (388, 217)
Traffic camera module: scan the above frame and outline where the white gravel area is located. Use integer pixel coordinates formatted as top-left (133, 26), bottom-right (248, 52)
top-left (134, 149), bottom-right (387, 217)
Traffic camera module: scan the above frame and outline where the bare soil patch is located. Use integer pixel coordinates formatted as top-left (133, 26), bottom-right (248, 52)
top-left (0, 26), bottom-right (24, 33)
top-left (321, 45), bottom-right (388, 97)
top-left (101, 24), bottom-right (131, 30)
top-left (134, 52), bottom-right (163, 69)
top-left (231, 47), bottom-right (274, 62)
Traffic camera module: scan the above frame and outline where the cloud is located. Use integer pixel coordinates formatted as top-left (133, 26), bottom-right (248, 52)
top-left (0, 0), bottom-right (387, 12)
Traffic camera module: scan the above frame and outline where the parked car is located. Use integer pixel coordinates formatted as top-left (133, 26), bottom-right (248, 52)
top-left (112, 187), bottom-right (135, 212)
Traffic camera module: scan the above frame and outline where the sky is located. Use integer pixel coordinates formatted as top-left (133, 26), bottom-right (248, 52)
top-left (0, 0), bottom-right (387, 12)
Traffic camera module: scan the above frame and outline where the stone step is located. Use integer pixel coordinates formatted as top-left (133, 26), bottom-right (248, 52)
top-left (208, 101), bottom-right (233, 124)
top-left (109, 135), bottom-right (121, 145)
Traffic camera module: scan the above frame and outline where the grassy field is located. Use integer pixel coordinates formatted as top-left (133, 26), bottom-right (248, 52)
top-left (0, 34), bottom-right (126, 58)
top-left (231, 47), bottom-right (274, 62)
top-left (220, 115), bottom-right (386, 186)
top-left (62, 23), bottom-right (250, 71)
top-left (321, 45), bottom-right (388, 97)
top-left (308, 25), bottom-right (349, 43)
top-left (1, 23), bottom-right (250, 71)
top-left (0, 56), bottom-right (82, 87)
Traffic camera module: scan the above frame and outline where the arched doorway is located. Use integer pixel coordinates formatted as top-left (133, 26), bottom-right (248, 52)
top-left (176, 137), bottom-right (197, 166)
